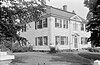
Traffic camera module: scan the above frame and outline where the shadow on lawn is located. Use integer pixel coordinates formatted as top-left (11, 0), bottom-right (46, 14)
top-left (11, 55), bottom-right (28, 64)
top-left (78, 52), bottom-right (100, 60)
top-left (50, 53), bottom-right (92, 65)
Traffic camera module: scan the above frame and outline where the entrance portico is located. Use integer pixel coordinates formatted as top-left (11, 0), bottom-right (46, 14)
top-left (71, 33), bottom-right (80, 49)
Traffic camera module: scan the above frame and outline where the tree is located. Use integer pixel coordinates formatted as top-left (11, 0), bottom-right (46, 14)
top-left (0, 0), bottom-right (48, 49)
top-left (84, 0), bottom-right (100, 47)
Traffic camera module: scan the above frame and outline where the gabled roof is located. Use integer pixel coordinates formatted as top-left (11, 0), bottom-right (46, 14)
top-left (46, 5), bottom-right (75, 14)
top-left (77, 15), bottom-right (87, 23)
top-left (70, 14), bottom-right (87, 23)
top-left (45, 5), bottom-right (75, 19)
top-left (43, 5), bottom-right (87, 23)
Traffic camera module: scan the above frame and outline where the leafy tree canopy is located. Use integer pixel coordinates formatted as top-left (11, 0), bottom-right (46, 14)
top-left (84, 0), bottom-right (100, 47)
top-left (0, 0), bottom-right (48, 48)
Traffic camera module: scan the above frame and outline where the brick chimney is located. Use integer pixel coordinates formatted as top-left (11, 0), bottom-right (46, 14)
top-left (63, 5), bottom-right (67, 11)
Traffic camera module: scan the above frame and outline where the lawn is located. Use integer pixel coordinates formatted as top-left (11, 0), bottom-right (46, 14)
top-left (10, 52), bottom-right (100, 65)
top-left (78, 52), bottom-right (100, 60)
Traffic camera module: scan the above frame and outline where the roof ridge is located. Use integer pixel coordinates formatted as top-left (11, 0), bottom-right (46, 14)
top-left (45, 5), bottom-right (76, 15)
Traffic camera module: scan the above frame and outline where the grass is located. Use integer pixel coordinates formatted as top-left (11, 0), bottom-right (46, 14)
top-left (78, 52), bottom-right (100, 60)
top-left (10, 52), bottom-right (100, 65)
top-left (50, 52), bottom-right (92, 65)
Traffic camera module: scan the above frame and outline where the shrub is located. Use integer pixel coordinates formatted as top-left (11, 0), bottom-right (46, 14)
top-left (12, 46), bottom-right (33, 52)
top-left (0, 44), bottom-right (10, 52)
top-left (85, 47), bottom-right (100, 52)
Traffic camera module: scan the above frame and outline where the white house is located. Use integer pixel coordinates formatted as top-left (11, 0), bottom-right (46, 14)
top-left (19, 5), bottom-right (91, 51)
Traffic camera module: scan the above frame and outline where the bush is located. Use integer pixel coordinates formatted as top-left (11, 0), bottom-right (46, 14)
top-left (85, 47), bottom-right (100, 52)
top-left (0, 45), bottom-right (11, 52)
top-left (12, 46), bottom-right (33, 52)
top-left (27, 45), bottom-right (33, 51)
top-left (49, 47), bottom-right (57, 53)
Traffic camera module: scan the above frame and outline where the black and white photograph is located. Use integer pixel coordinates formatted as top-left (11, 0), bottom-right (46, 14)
top-left (0, 0), bottom-right (100, 65)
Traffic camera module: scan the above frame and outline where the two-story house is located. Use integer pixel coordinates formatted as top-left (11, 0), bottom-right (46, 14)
top-left (20, 5), bottom-right (91, 51)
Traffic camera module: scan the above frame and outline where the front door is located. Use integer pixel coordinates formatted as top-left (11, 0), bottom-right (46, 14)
top-left (74, 37), bottom-right (78, 48)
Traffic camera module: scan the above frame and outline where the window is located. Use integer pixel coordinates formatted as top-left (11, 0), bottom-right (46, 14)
top-left (81, 37), bottom-right (84, 44)
top-left (43, 18), bottom-right (47, 28)
top-left (35, 18), bottom-right (48, 29)
top-left (81, 24), bottom-right (84, 31)
top-left (38, 20), bottom-right (42, 29)
top-left (81, 37), bottom-right (88, 44)
top-left (35, 36), bottom-right (48, 46)
top-left (85, 38), bottom-right (88, 44)
top-left (61, 36), bottom-right (64, 45)
top-left (63, 20), bottom-right (66, 28)
top-left (38, 37), bottom-right (43, 46)
top-left (55, 36), bottom-right (60, 45)
top-left (66, 21), bottom-right (68, 28)
top-left (43, 36), bottom-right (48, 45)
top-left (60, 19), bottom-right (62, 28)
top-left (66, 37), bottom-right (68, 45)
top-left (55, 36), bottom-right (68, 45)
top-left (63, 20), bottom-right (68, 29)
top-left (55, 18), bottom-right (59, 27)
top-left (73, 23), bottom-right (75, 30)
top-left (76, 24), bottom-right (78, 30)
top-left (35, 22), bottom-right (37, 29)
top-left (55, 18), bottom-right (62, 28)
top-left (35, 37), bottom-right (37, 46)
top-left (73, 23), bottom-right (78, 31)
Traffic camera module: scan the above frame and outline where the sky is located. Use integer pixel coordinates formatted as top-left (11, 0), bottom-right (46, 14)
top-left (46, 0), bottom-right (89, 19)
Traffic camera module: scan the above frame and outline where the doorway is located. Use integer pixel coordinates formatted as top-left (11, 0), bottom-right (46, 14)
top-left (74, 37), bottom-right (78, 48)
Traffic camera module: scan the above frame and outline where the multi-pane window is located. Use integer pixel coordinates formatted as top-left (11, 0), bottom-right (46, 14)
top-left (63, 20), bottom-right (68, 29)
top-left (73, 23), bottom-right (78, 31)
top-left (35, 18), bottom-right (47, 29)
top-left (60, 19), bottom-right (62, 28)
top-left (38, 20), bottom-right (42, 29)
top-left (35, 36), bottom-right (48, 46)
top-left (81, 24), bottom-right (84, 31)
top-left (55, 18), bottom-right (62, 28)
top-left (55, 18), bottom-right (59, 27)
top-left (55, 18), bottom-right (69, 29)
top-left (61, 36), bottom-right (64, 45)
top-left (43, 36), bottom-right (48, 45)
top-left (55, 36), bottom-right (68, 45)
top-left (55, 36), bottom-right (60, 45)
top-left (35, 37), bottom-right (37, 46)
top-left (81, 37), bottom-right (88, 44)
top-left (43, 18), bottom-right (47, 28)
top-left (38, 37), bottom-right (43, 46)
